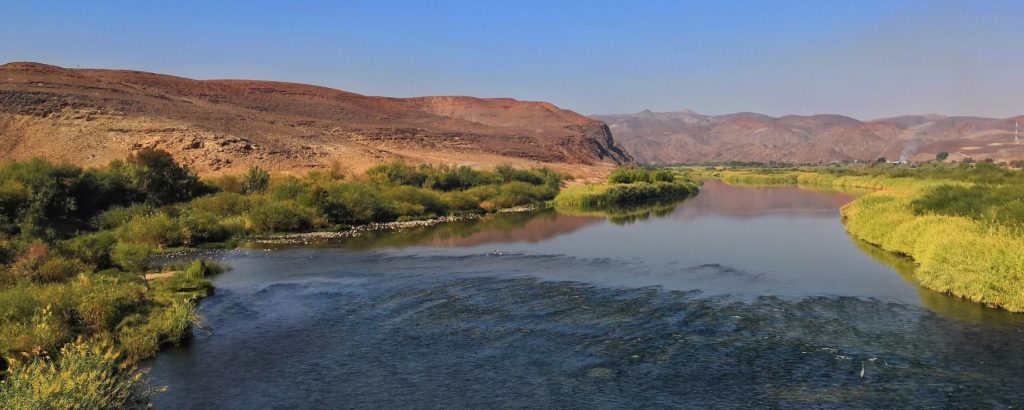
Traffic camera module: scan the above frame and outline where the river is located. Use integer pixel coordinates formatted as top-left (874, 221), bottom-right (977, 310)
top-left (146, 180), bottom-right (1024, 408)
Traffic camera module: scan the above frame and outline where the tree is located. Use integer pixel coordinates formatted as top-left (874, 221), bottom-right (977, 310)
top-left (876, 157), bottom-right (887, 163)
top-left (111, 242), bottom-right (153, 289)
top-left (117, 148), bottom-right (206, 205)
top-left (241, 166), bottom-right (270, 194)
top-left (936, 152), bottom-right (949, 162)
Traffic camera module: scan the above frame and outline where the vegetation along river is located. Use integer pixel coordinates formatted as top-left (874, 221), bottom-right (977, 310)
top-left (146, 180), bottom-right (1024, 408)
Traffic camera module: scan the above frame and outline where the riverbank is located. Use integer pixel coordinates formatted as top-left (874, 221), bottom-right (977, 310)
top-left (245, 205), bottom-right (538, 245)
top-left (712, 167), bottom-right (1024, 312)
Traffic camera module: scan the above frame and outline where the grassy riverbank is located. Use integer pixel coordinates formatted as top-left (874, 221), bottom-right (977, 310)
top-left (0, 151), bottom-right (566, 406)
top-left (711, 164), bottom-right (1024, 312)
top-left (552, 167), bottom-right (700, 208)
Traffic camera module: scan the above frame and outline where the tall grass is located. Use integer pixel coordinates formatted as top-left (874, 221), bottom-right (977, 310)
top-left (0, 338), bottom-right (145, 409)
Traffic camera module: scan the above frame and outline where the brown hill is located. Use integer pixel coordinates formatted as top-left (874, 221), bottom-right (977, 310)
top-left (0, 62), bottom-right (631, 175)
top-left (594, 110), bottom-right (1024, 164)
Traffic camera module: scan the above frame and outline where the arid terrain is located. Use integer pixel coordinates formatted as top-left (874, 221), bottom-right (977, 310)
top-left (595, 109), bottom-right (1024, 164)
top-left (0, 62), bottom-right (631, 176)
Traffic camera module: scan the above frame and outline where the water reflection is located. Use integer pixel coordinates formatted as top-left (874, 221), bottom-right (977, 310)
top-left (672, 180), bottom-right (859, 219)
top-left (554, 196), bottom-right (692, 226)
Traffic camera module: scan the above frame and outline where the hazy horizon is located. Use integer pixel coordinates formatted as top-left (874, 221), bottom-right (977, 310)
top-left (3, 1), bottom-right (1021, 119)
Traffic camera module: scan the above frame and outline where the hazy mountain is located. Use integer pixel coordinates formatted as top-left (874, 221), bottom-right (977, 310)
top-left (594, 110), bottom-right (1024, 164)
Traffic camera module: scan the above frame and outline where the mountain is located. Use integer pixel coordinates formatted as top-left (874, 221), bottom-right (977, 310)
top-left (594, 110), bottom-right (1024, 164)
top-left (0, 62), bottom-right (631, 175)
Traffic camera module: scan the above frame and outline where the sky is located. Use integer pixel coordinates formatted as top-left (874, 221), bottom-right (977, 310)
top-left (1, 1), bottom-right (1021, 120)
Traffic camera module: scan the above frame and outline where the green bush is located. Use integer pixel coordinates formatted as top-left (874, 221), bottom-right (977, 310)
top-left (0, 338), bottom-right (145, 409)
top-left (179, 211), bottom-right (232, 245)
top-left (57, 231), bottom-right (117, 268)
top-left (366, 161), bottom-right (428, 187)
top-left (111, 243), bottom-right (153, 274)
top-left (267, 176), bottom-right (310, 202)
top-left (440, 191), bottom-right (483, 213)
top-left (116, 213), bottom-right (182, 248)
top-left (36, 256), bottom-right (89, 283)
top-left (608, 166), bottom-right (675, 184)
top-left (112, 148), bottom-right (209, 206)
top-left (316, 182), bottom-right (392, 225)
top-left (245, 201), bottom-right (319, 233)
top-left (186, 192), bottom-right (252, 217)
top-left (240, 166), bottom-right (270, 194)
top-left (381, 186), bottom-right (446, 218)
top-left (92, 204), bottom-right (156, 230)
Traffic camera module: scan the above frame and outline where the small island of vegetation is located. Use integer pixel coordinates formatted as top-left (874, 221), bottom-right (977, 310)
top-left (552, 167), bottom-right (700, 208)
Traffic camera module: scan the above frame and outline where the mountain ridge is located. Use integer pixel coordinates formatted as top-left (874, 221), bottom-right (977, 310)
top-left (593, 109), bottom-right (1024, 164)
top-left (0, 62), bottom-right (631, 175)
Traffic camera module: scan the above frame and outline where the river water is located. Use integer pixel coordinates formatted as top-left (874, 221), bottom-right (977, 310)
top-left (147, 181), bottom-right (1024, 408)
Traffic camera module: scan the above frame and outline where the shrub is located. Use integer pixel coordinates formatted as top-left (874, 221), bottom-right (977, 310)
top-left (113, 148), bottom-right (208, 206)
top-left (241, 166), bottom-right (270, 194)
top-left (208, 173), bottom-right (243, 193)
top-left (440, 191), bottom-right (483, 213)
top-left (316, 182), bottom-right (392, 225)
top-left (245, 201), bottom-right (319, 233)
top-left (36, 256), bottom-right (89, 283)
top-left (0, 338), bottom-right (145, 409)
top-left (424, 165), bottom-right (488, 191)
top-left (111, 243), bottom-right (153, 273)
top-left (179, 211), bottom-right (231, 245)
top-left (381, 186), bottom-right (446, 218)
top-left (0, 299), bottom-right (73, 356)
top-left (267, 176), bottom-right (310, 202)
top-left (366, 161), bottom-right (428, 187)
top-left (57, 231), bottom-right (117, 268)
top-left (75, 281), bottom-right (144, 334)
top-left (186, 192), bottom-right (252, 217)
top-left (116, 213), bottom-right (182, 248)
top-left (608, 166), bottom-right (677, 184)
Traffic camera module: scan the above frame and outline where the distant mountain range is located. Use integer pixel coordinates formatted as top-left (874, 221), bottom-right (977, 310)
top-left (3, 61), bottom-right (1021, 173)
top-left (593, 110), bottom-right (1024, 164)
top-left (0, 62), bottom-right (630, 175)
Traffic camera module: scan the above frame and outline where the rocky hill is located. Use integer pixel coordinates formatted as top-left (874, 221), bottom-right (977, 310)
top-left (0, 62), bottom-right (631, 175)
top-left (594, 110), bottom-right (1024, 164)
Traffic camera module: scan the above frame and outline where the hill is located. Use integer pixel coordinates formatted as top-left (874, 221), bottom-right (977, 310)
top-left (594, 110), bottom-right (1024, 164)
top-left (0, 62), bottom-right (631, 175)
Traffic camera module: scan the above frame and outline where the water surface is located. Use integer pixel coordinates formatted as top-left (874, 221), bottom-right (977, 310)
top-left (147, 181), bottom-right (1024, 408)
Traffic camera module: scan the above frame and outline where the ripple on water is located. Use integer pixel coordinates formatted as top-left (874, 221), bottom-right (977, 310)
top-left (148, 273), bottom-right (1024, 409)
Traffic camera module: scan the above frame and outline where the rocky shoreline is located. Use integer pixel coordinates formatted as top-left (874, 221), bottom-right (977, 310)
top-left (246, 206), bottom-right (537, 245)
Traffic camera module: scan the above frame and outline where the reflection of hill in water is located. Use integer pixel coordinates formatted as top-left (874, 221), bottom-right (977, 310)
top-left (554, 196), bottom-right (694, 226)
top-left (419, 211), bottom-right (602, 247)
top-left (671, 181), bottom-right (858, 220)
top-left (322, 210), bottom-right (603, 250)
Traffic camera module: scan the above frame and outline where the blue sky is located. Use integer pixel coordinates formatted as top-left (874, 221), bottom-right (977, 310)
top-left (1, 1), bottom-right (1021, 119)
